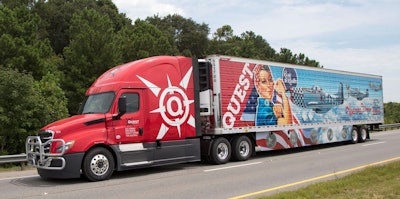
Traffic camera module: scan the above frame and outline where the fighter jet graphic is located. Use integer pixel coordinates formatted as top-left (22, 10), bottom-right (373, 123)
top-left (290, 83), bottom-right (344, 114)
top-left (369, 82), bottom-right (382, 91)
top-left (346, 85), bottom-right (369, 101)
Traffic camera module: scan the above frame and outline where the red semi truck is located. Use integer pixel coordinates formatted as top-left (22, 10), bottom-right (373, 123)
top-left (26, 55), bottom-right (384, 181)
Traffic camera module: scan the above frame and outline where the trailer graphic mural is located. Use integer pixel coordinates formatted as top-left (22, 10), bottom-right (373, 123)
top-left (218, 59), bottom-right (383, 151)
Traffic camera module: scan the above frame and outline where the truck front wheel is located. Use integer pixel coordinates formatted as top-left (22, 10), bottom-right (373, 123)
top-left (82, 147), bottom-right (115, 182)
top-left (210, 137), bottom-right (231, 164)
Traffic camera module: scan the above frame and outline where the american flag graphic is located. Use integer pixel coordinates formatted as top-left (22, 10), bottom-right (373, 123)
top-left (240, 79), bottom-right (313, 150)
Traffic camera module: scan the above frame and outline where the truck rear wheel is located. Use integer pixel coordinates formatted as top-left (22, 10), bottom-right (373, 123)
top-left (358, 127), bottom-right (368, 143)
top-left (231, 136), bottom-right (253, 161)
top-left (210, 137), bottom-right (231, 164)
top-left (82, 147), bottom-right (114, 182)
top-left (350, 127), bottom-right (359, 144)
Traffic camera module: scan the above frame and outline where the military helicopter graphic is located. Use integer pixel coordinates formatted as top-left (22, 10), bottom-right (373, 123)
top-left (290, 83), bottom-right (344, 114)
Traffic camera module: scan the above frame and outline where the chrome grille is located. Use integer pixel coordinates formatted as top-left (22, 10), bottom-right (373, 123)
top-left (39, 130), bottom-right (54, 153)
top-left (26, 130), bottom-right (66, 170)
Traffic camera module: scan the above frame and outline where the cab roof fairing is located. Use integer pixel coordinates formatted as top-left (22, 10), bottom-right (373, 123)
top-left (86, 56), bottom-right (188, 95)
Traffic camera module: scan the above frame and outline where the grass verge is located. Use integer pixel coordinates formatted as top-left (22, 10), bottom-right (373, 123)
top-left (0, 165), bottom-right (34, 172)
top-left (259, 160), bottom-right (400, 199)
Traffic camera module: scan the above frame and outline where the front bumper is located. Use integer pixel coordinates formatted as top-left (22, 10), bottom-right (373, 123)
top-left (37, 152), bottom-right (84, 179)
top-left (26, 136), bottom-right (67, 170)
top-left (26, 135), bottom-right (84, 179)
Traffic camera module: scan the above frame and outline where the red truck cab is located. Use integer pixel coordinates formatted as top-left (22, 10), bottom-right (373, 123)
top-left (26, 56), bottom-right (202, 181)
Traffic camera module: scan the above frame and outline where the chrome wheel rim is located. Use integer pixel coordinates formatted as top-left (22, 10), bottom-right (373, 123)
top-left (217, 143), bottom-right (229, 160)
top-left (90, 154), bottom-right (109, 176)
top-left (239, 141), bottom-right (250, 157)
top-left (360, 128), bottom-right (367, 141)
top-left (351, 129), bottom-right (358, 142)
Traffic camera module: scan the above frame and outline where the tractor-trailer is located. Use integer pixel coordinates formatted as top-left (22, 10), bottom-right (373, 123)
top-left (26, 55), bottom-right (384, 181)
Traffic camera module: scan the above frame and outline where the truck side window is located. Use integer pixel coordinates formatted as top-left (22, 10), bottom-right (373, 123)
top-left (121, 93), bottom-right (139, 113)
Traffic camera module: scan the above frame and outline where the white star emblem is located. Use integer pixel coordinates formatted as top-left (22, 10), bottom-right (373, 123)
top-left (137, 67), bottom-right (195, 140)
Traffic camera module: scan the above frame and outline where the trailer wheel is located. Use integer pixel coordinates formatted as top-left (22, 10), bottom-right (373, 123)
top-left (231, 136), bottom-right (253, 161)
top-left (358, 127), bottom-right (368, 143)
top-left (210, 137), bottom-right (231, 164)
top-left (350, 127), bottom-right (359, 144)
top-left (82, 147), bottom-right (114, 182)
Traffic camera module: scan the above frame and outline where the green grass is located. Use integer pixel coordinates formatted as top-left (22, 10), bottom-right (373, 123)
top-left (259, 160), bottom-right (400, 199)
top-left (0, 164), bottom-right (33, 172)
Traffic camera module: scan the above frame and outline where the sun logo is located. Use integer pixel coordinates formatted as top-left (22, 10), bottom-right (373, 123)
top-left (137, 67), bottom-right (196, 140)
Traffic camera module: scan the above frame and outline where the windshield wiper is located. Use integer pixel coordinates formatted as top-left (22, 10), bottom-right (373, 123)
top-left (83, 112), bottom-right (97, 114)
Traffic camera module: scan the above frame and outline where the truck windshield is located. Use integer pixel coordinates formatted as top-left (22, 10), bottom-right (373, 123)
top-left (79, 92), bottom-right (115, 114)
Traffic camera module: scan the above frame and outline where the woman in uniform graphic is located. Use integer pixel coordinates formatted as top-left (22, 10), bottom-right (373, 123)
top-left (254, 64), bottom-right (293, 125)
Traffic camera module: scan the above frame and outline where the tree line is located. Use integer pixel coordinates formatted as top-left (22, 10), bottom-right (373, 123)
top-left (3, 0), bottom-right (387, 155)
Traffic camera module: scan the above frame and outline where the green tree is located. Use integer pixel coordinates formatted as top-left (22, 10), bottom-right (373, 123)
top-left (236, 31), bottom-right (276, 60)
top-left (33, 0), bottom-right (131, 55)
top-left (62, 8), bottom-right (121, 113)
top-left (209, 25), bottom-right (321, 67)
top-left (0, 68), bottom-right (39, 154)
top-left (213, 25), bottom-right (234, 41)
top-left (118, 19), bottom-right (175, 62)
top-left (146, 14), bottom-right (209, 57)
top-left (0, 3), bottom-right (69, 155)
top-left (274, 48), bottom-right (296, 63)
top-left (384, 102), bottom-right (400, 124)
top-left (36, 72), bottom-right (69, 126)
top-left (273, 48), bottom-right (321, 67)
top-left (208, 25), bottom-right (235, 55)
top-left (0, 5), bottom-right (55, 80)
top-left (208, 27), bottom-right (276, 60)
top-left (0, 0), bottom-right (35, 9)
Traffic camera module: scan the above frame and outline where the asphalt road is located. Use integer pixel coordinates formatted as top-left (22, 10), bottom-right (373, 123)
top-left (1, 130), bottom-right (400, 199)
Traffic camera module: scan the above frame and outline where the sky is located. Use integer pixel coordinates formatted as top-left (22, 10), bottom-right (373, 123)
top-left (112, 0), bottom-right (400, 103)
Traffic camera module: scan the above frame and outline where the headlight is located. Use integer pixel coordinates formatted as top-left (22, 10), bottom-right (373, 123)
top-left (56, 140), bottom-right (75, 153)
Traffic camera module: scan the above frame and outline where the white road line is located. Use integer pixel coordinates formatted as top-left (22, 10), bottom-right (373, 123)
top-left (0, 175), bottom-right (38, 181)
top-left (362, 141), bottom-right (386, 147)
top-left (204, 162), bottom-right (262, 172)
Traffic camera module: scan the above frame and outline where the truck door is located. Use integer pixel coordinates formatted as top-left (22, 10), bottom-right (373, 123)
top-left (112, 89), bottom-right (144, 144)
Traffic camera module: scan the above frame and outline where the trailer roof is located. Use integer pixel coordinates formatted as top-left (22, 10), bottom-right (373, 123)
top-left (206, 55), bottom-right (382, 79)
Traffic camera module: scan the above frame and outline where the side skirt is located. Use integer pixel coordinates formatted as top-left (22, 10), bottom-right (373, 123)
top-left (112, 138), bottom-right (201, 171)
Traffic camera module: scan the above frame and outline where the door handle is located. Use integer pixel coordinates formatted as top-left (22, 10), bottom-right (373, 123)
top-left (139, 128), bottom-right (143, 136)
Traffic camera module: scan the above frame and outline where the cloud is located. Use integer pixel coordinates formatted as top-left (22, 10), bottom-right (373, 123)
top-left (113, 0), bottom-right (185, 20)
top-left (248, 1), bottom-right (399, 41)
top-left (112, 0), bottom-right (400, 102)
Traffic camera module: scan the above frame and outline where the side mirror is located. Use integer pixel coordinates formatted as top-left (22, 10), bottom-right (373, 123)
top-left (114, 97), bottom-right (126, 120)
top-left (77, 102), bottom-right (83, 115)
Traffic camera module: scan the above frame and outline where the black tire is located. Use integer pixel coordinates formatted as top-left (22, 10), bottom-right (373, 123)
top-left (350, 126), bottom-right (359, 144)
top-left (231, 136), bottom-right (253, 161)
top-left (82, 147), bottom-right (115, 182)
top-left (210, 137), bottom-right (231, 164)
top-left (358, 127), bottom-right (368, 143)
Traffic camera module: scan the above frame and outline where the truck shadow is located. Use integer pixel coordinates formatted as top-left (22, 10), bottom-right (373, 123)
top-left (10, 175), bottom-right (85, 187)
